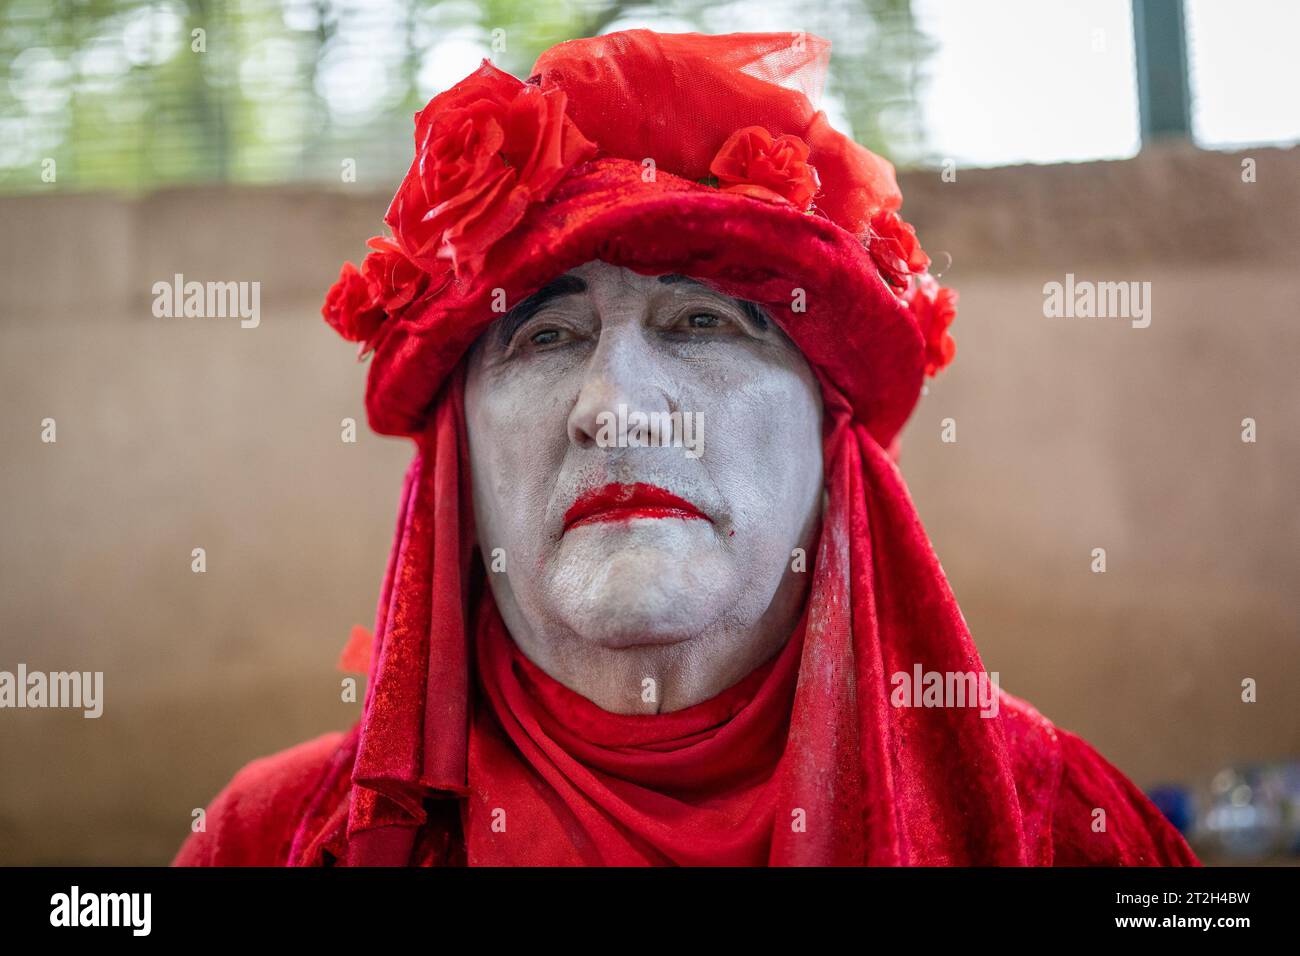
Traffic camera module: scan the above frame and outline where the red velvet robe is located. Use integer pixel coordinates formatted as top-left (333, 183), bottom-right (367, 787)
top-left (173, 682), bottom-right (1197, 867)
top-left (172, 376), bottom-right (1199, 868)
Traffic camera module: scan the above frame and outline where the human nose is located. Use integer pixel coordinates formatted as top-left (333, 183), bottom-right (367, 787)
top-left (566, 328), bottom-right (676, 450)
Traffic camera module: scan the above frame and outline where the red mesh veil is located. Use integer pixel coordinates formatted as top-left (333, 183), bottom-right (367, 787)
top-left (531, 30), bottom-right (903, 234)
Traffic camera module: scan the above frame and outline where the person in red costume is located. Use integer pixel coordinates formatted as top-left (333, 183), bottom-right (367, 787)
top-left (174, 30), bottom-right (1198, 867)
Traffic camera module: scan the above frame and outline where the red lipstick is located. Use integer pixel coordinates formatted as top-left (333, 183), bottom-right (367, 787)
top-left (563, 482), bottom-right (709, 532)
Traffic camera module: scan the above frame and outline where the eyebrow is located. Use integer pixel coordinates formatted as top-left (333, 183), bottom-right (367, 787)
top-left (497, 271), bottom-right (772, 347)
top-left (497, 273), bottom-right (588, 346)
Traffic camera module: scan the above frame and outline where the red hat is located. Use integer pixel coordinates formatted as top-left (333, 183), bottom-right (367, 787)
top-left (322, 29), bottom-right (957, 448)
top-left (276, 29), bottom-right (1187, 869)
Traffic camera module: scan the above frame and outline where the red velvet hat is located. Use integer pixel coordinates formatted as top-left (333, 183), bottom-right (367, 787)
top-left (322, 29), bottom-right (956, 448)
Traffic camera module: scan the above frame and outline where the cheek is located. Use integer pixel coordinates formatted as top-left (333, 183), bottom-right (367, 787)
top-left (466, 367), bottom-right (571, 551)
top-left (690, 363), bottom-right (822, 530)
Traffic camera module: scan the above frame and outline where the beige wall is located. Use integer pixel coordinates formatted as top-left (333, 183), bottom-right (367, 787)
top-left (0, 144), bottom-right (1296, 864)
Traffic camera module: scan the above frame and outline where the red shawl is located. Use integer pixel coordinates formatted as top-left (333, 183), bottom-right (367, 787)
top-left (466, 592), bottom-right (805, 865)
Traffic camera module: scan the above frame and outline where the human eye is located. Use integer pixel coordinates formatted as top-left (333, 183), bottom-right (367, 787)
top-left (683, 311), bottom-right (726, 329)
top-left (529, 326), bottom-right (567, 346)
top-left (506, 317), bottom-right (578, 356)
top-left (668, 305), bottom-right (742, 335)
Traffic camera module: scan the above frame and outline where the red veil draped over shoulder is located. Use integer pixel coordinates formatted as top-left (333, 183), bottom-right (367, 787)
top-left (172, 30), bottom-right (1197, 868)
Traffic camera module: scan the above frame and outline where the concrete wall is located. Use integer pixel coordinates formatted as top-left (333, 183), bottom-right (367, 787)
top-left (0, 144), bottom-right (1296, 864)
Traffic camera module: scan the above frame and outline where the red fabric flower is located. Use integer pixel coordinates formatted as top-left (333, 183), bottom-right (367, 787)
top-left (708, 126), bottom-right (820, 211)
top-left (337, 624), bottom-right (374, 675)
top-left (868, 209), bottom-right (930, 290)
top-left (362, 236), bottom-right (448, 313)
top-left (384, 60), bottom-right (598, 278)
top-left (323, 237), bottom-right (449, 352)
top-left (322, 261), bottom-right (384, 345)
top-left (906, 272), bottom-right (958, 376)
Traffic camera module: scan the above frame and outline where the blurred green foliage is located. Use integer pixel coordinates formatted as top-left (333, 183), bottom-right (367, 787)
top-left (0, 0), bottom-right (932, 193)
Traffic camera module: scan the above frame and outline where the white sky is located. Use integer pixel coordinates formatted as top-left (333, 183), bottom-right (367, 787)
top-left (1185, 0), bottom-right (1300, 148)
top-left (913, 0), bottom-right (1300, 167)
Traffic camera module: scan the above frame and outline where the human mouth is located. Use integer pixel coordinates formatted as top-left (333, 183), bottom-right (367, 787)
top-left (562, 482), bottom-right (710, 533)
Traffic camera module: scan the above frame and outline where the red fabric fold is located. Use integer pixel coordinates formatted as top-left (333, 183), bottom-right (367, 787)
top-left (346, 367), bottom-right (476, 865)
top-left (467, 593), bottom-right (805, 865)
top-left (814, 381), bottom-right (1028, 864)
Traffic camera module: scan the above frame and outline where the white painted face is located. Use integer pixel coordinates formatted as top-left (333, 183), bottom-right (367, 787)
top-left (464, 260), bottom-right (824, 713)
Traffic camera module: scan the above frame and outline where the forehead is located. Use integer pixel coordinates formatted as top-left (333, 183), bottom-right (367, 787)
top-left (572, 259), bottom-right (711, 291)
top-left (536, 261), bottom-right (727, 306)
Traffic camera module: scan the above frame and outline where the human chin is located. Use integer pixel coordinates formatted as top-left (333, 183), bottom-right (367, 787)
top-left (544, 519), bottom-right (731, 648)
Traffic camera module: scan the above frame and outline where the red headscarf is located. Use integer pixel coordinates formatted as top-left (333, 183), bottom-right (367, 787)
top-left (338, 363), bottom-right (1036, 866)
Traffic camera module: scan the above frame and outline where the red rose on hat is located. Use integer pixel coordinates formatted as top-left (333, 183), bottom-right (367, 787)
top-left (708, 126), bottom-right (821, 211)
top-left (385, 60), bottom-right (598, 279)
top-left (362, 236), bottom-right (448, 313)
top-left (322, 261), bottom-right (385, 345)
top-left (907, 272), bottom-right (957, 376)
top-left (869, 208), bottom-right (930, 290)
top-left (322, 238), bottom-right (450, 354)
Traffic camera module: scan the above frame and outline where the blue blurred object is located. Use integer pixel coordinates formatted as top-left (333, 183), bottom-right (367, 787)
top-left (1148, 761), bottom-right (1300, 860)
top-left (1148, 784), bottom-right (1195, 834)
